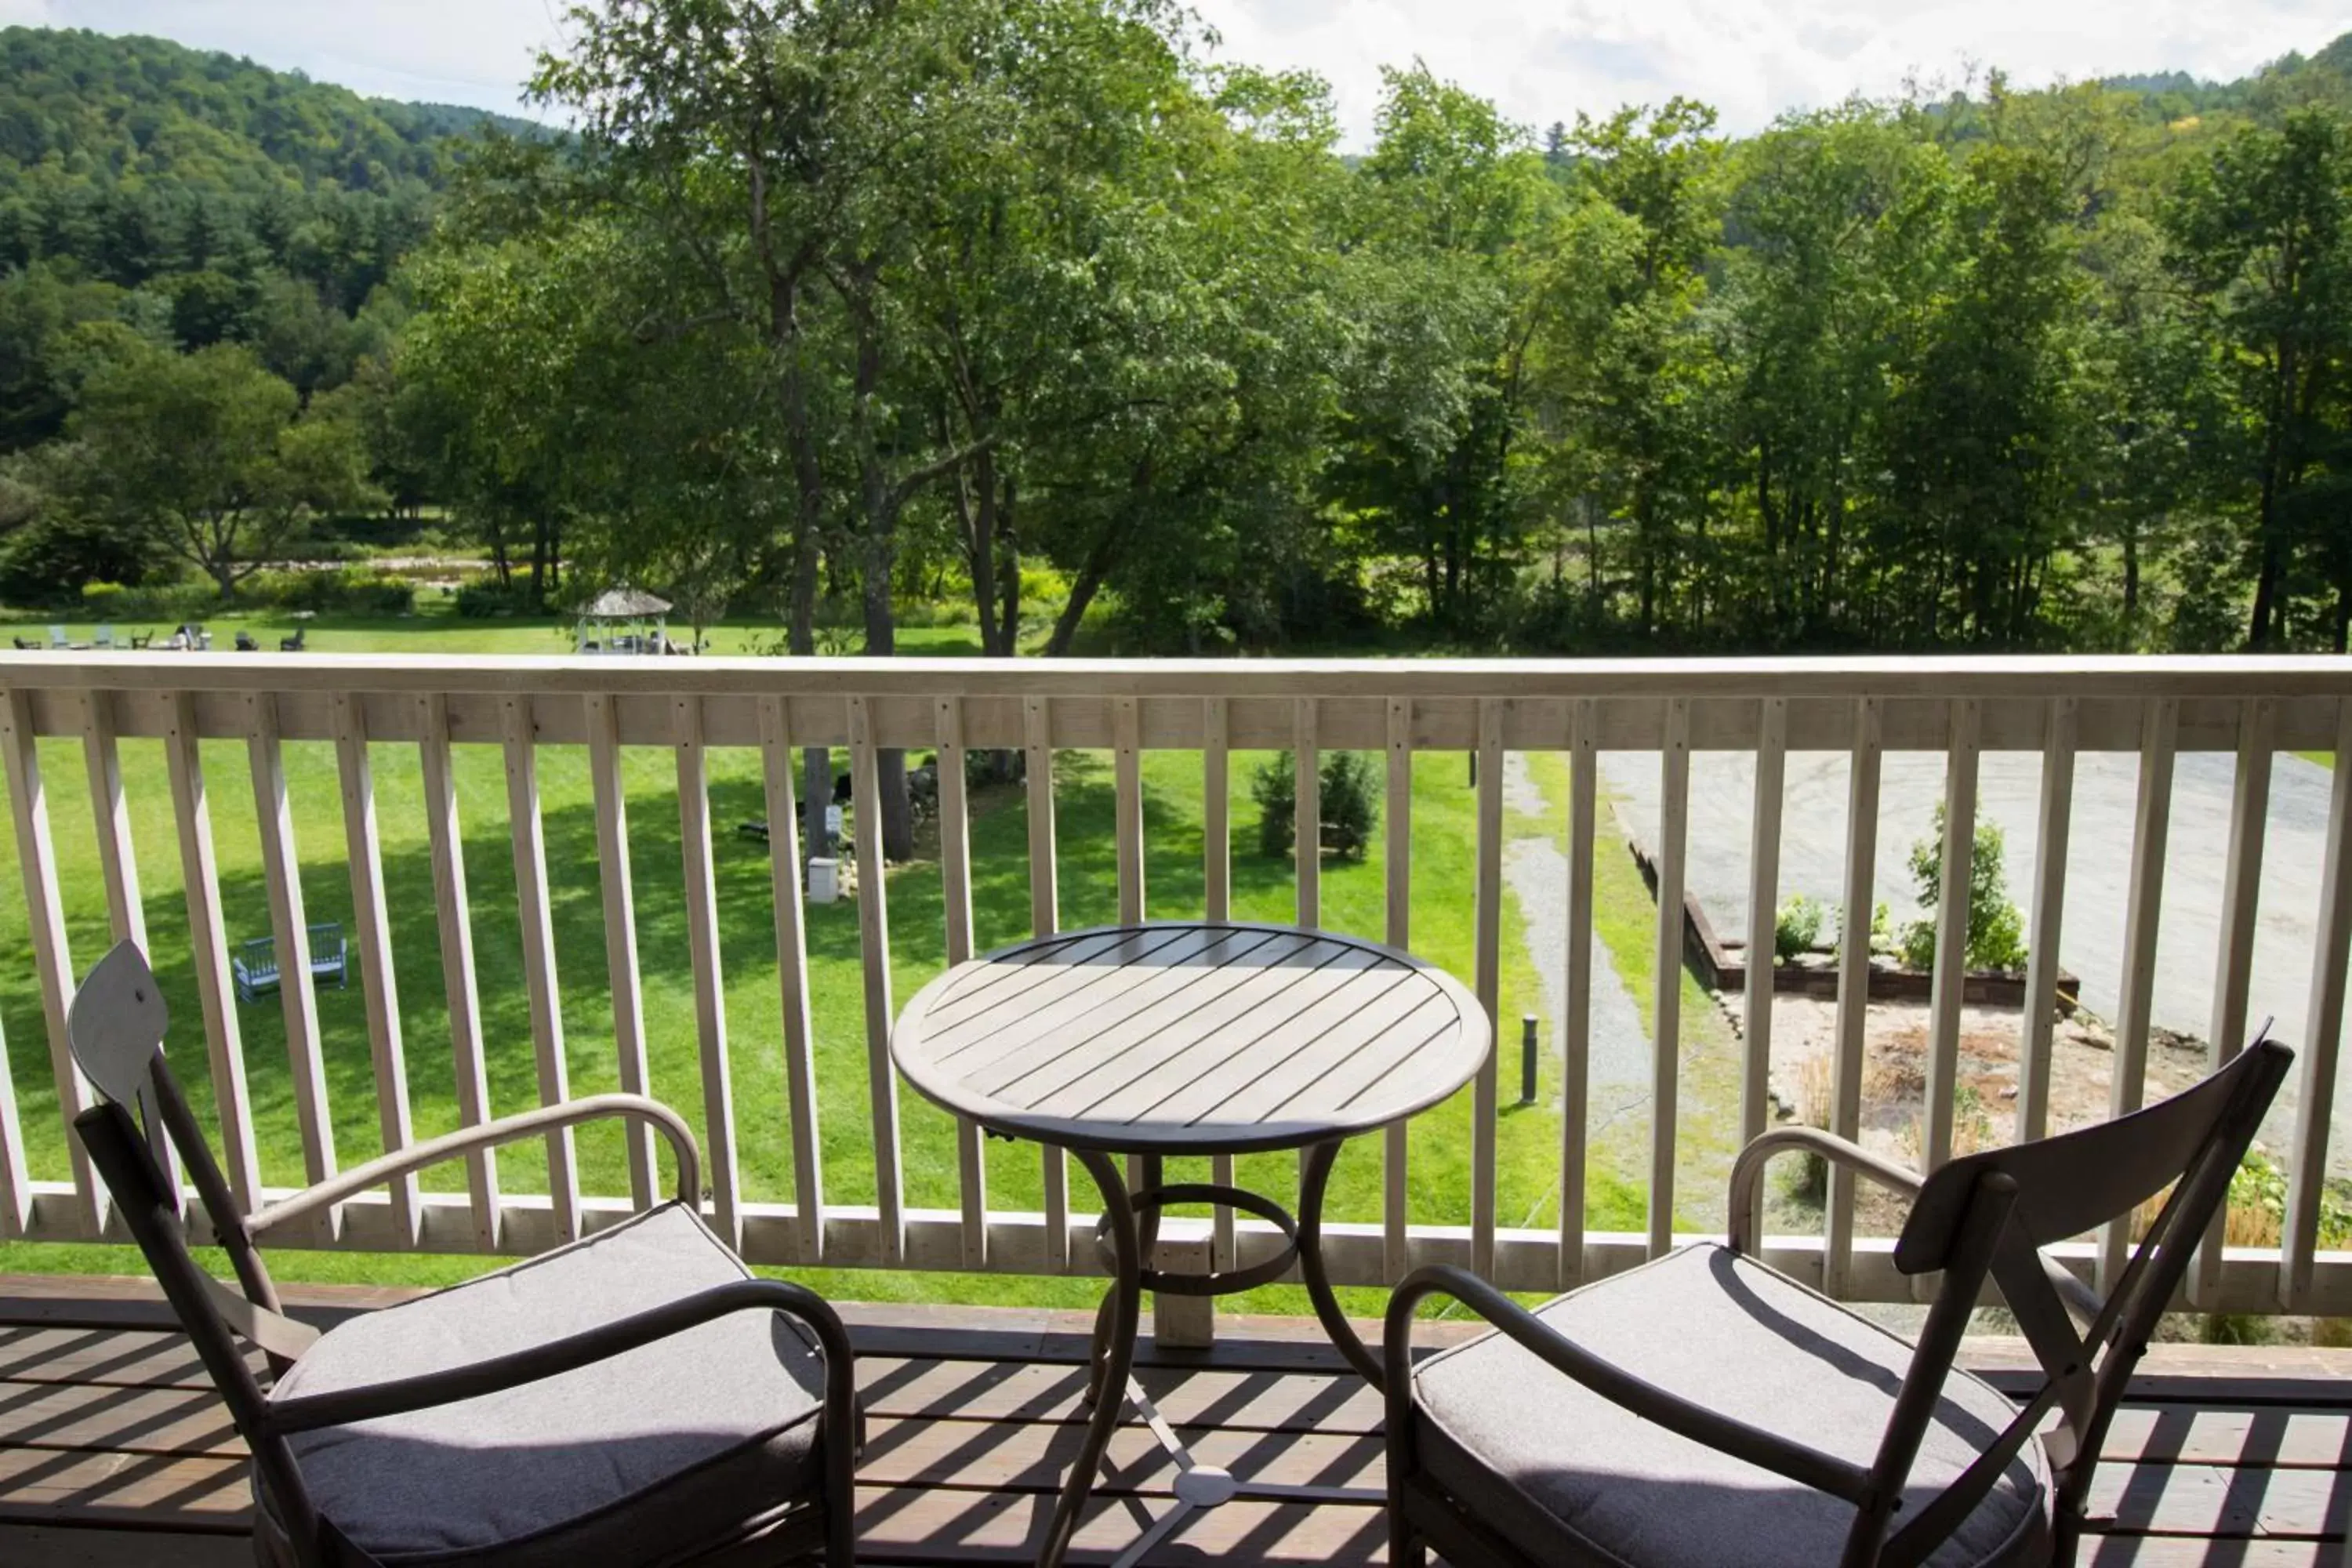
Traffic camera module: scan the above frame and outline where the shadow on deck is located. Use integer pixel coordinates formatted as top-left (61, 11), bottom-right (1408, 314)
top-left (0, 1276), bottom-right (2346, 1565)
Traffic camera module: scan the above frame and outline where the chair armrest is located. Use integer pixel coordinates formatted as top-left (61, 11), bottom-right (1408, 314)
top-left (1385, 1265), bottom-right (1870, 1503)
top-left (245, 1094), bottom-right (701, 1239)
top-left (263, 1277), bottom-right (856, 1450)
top-left (1727, 1127), bottom-right (1923, 1255)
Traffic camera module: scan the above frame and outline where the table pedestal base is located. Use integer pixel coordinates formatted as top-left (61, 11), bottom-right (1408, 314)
top-left (1041, 1138), bottom-right (1385, 1568)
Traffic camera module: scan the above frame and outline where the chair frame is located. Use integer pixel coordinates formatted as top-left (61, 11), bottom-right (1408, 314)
top-left (1385, 1040), bottom-right (2292, 1568)
top-left (67, 942), bottom-right (859, 1568)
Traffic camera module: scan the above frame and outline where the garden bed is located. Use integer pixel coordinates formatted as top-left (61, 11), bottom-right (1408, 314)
top-left (1625, 834), bottom-right (2077, 1014)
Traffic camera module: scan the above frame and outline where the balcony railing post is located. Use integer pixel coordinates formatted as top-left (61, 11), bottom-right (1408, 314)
top-left (2102, 697), bottom-right (2179, 1294)
top-left (1647, 698), bottom-right (1690, 1260)
top-left (935, 696), bottom-right (985, 1269)
top-left (502, 695), bottom-right (580, 1245)
top-left (587, 691), bottom-right (659, 1214)
top-left (1827, 695), bottom-right (1882, 1299)
top-left (2196, 698), bottom-right (2272, 1307)
top-left (164, 689), bottom-right (260, 1214)
top-left (1561, 698), bottom-right (1598, 1290)
top-left (420, 691), bottom-right (500, 1251)
top-left (332, 691), bottom-right (419, 1247)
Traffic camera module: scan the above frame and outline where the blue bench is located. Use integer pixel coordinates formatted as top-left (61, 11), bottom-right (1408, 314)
top-left (233, 924), bottom-right (350, 1004)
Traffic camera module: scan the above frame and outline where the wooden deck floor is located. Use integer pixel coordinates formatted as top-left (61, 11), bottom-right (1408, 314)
top-left (0, 1276), bottom-right (2347, 1566)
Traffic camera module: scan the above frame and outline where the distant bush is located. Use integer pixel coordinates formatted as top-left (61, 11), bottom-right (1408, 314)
top-left (76, 579), bottom-right (215, 622)
top-left (454, 576), bottom-right (536, 618)
top-left (242, 567), bottom-right (414, 616)
top-left (1773, 895), bottom-right (1825, 962)
top-left (1250, 750), bottom-right (1380, 862)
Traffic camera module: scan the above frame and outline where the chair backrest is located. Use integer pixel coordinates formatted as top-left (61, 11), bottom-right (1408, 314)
top-left (47, 624), bottom-right (67, 645)
top-left (67, 942), bottom-right (325, 1552)
top-left (1863, 1038), bottom-right (2292, 1566)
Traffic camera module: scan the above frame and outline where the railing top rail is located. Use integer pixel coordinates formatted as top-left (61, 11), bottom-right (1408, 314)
top-left (3, 651), bottom-right (2352, 701)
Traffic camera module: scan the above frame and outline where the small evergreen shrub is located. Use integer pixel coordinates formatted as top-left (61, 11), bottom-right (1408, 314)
top-left (1898, 802), bottom-right (2027, 971)
top-left (1250, 750), bottom-right (1381, 862)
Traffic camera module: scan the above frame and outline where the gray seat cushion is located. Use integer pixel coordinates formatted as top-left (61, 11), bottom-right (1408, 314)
top-left (1411, 1244), bottom-right (2049, 1567)
top-left (265, 1203), bottom-right (830, 1567)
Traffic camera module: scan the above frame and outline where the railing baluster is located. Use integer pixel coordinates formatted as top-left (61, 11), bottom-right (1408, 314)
top-left (1295, 698), bottom-right (1320, 930)
top-left (1115, 696), bottom-right (1145, 926)
top-left (0, 1008), bottom-right (24, 1236)
top-left (165, 692), bottom-right (260, 1213)
top-left (1204, 699), bottom-right (1230, 924)
top-left (1923, 699), bottom-right (1981, 1174)
top-left (419, 692), bottom-right (500, 1250)
top-left (759, 696), bottom-right (826, 1261)
top-left (1384, 697), bottom-right (1412, 1283)
top-left (673, 695), bottom-right (741, 1250)
top-left (81, 692), bottom-right (145, 949)
top-left (1741, 698), bottom-right (1787, 1149)
top-left (1024, 695), bottom-right (1066, 1269)
top-left (1648, 698), bottom-right (1690, 1260)
top-left (2101, 698), bottom-right (2178, 1294)
top-left (1, 687), bottom-right (98, 1232)
top-left (2198, 698), bottom-right (2272, 1306)
top-left (1472, 698), bottom-right (1504, 1279)
top-left (248, 695), bottom-right (339, 1233)
top-left (586, 693), bottom-right (657, 1212)
top-left (935, 697), bottom-right (982, 1268)
top-left (2285, 698), bottom-right (2352, 1309)
top-left (501, 696), bottom-right (579, 1244)
top-left (1826, 695), bottom-right (1882, 1299)
top-left (2016, 698), bottom-right (2076, 1146)
top-left (1203, 696), bottom-right (1236, 1269)
top-left (82, 690), bottom-right (176, 1202)
top-left (332, 692), bottom-right (418, 1247)
top-left (848, 696), bottom-right (906, 1265)
top-left (1562, 699), bottom-right (1598, 1289)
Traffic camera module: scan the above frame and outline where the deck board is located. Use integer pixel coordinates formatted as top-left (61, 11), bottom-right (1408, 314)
top-left (0, 1280), bottom-right (2347, 1565)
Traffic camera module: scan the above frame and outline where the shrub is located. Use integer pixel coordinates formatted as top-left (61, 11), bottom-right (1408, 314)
top-left (1250, 753), bottom-right (1297, 858)
top-left (241, 566), bottom-right (414, 616)
top-left (73, 578), bottom-right (214, 622)
top-left (1773, 895), bottom-right (1825, 962)
top-left (1898, 803), bottom-right (2028, 971)
top-left (454, 576), bottom-right (535, 618)
top-left (1320, 751), bottom-right (1378, 859)
top-left (1250, 750), bottom-right (1381, 862)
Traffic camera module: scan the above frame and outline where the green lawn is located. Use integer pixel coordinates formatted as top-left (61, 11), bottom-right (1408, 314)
top-left (0, 607), bottom-right (1671, 1311)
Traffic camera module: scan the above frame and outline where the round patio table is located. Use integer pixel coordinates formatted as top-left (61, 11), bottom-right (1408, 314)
top-left (890, 920), bottom-right (1490, 1568)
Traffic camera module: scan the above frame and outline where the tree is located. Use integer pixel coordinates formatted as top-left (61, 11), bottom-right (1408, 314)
top-left (67, 340), bottom-right (375, 595)
top-left (2165, 107), bottom-right (2352, 647)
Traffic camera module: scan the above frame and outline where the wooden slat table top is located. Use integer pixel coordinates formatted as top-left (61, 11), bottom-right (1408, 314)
top-left (5, 1280), bottom-right (2352, 1564)
top-left (890, 922), bottom-right (1491, 1155)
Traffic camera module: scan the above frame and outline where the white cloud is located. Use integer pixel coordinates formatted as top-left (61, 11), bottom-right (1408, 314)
top-left (6, 1), bottom-right (568, 114)
top-left (1189, 0), bottom-right (2351, 143)
top-left (5, 0), bottom-right (2346, 144)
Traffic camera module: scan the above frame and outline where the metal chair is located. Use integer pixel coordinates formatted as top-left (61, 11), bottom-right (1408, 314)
top-left (1384, 1039), bottom-right (2292, 1568)
top-left (66, 940), bottom-right (860, 1568)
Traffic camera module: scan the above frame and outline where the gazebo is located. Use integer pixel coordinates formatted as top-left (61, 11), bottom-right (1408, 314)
top-left (574, 587), bottom-right (673, 655)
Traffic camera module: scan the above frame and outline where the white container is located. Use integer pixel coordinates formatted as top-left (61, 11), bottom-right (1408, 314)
top-left (808, 857), bottom-right (842, 905)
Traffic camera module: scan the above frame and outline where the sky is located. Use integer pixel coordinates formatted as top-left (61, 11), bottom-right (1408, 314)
top-left (0, 0), bottom-right (2347, 146)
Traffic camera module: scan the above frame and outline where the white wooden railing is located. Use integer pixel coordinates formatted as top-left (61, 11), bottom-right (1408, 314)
top-left (2, 652), bottom-right (2350, 1318)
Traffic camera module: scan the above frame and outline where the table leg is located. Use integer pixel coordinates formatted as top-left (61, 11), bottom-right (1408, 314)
top-left (1299, 1136), bottom-right (1385, 1389)
top-left (1044, 1147), bottom-right (1142, 1568)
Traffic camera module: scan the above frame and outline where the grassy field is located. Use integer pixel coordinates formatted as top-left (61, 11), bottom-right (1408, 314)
top-left (0, 604), bottom-right (1691, 1311)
